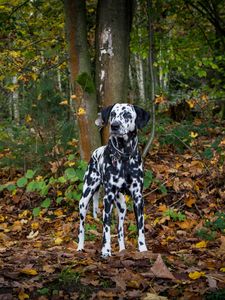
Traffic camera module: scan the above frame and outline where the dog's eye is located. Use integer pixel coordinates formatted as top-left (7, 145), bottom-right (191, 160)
top-left (123, 112), bottom-right (132, 119)
top-left (111, 112), bottom-right (116, 118)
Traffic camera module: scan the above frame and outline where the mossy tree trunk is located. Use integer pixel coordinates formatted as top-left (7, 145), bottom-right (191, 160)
top-left (64, 0), bottom-right (101, 161)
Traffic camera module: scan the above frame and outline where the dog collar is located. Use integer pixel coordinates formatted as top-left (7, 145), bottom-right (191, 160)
top-left (110, 137), bottom-right (138, 160)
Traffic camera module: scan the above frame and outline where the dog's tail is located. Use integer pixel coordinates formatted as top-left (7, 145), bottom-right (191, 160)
top-left (93, 190), bottom-right (100, 219)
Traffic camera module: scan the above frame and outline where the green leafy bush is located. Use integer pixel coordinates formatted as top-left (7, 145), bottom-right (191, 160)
top-left (0, 158), bottom-right (87, 217)
top-left (163, 209), bottom-right (186, 221)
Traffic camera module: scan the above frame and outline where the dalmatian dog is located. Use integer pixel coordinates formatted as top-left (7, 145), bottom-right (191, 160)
top-left (77, 103), bottom-right (150, 257)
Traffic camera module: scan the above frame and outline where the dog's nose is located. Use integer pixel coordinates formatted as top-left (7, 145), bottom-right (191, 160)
top-left (111, 122), bottom-right (120, 131)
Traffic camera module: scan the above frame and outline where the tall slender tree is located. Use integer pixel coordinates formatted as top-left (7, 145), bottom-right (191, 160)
top-left (64, 0), bottom-right (101, 161)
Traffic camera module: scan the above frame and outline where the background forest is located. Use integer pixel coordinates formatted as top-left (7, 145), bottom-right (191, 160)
top-left (0, 0), bottom-right (225, 299)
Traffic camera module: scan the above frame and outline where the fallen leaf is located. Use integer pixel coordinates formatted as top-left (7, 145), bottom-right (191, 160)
top-left (43, 264), bottom-right (55, 273)
top-left (218, 236), bottom-right (225, 255)
top-left (20, 268), bottom-right (38, 276)
top-left (188, 271), bottom-right (205, 280)
top-left (142, 293), bottom-right (168, 300)
top-left (54, 237), bottom-right (63, 245)
top-left (195, 240), bottom-right (207, 249)
top-left (190, 132), bottom-right (198, 138)
top-left (150, 254), bottom-right (175, 280)
top-left (26, 230), bottom-right (39, 239)
top-left (18, 291), bottom-right (29, 300)
top-left (11, 220), bottom-right (22, 232)
top-left (177, 219), bottom-right (196, 230)
top-left (31, 222), bottom-right (39, 230)
top-left (206, 276), bottom-right (217, 289)
top-left (185, 197), bottom-right (196, 207)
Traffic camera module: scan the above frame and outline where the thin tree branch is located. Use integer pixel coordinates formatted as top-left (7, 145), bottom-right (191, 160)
top-left (142, 0), bottom-right (156, 159)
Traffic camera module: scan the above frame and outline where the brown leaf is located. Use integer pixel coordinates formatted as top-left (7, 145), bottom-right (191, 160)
top-left (112, 275), bottom-right (126, 291)
top-left (142, 293), bottom-right (168, 300)
top-left (206, 276), bottom-right (217, 290)
top-left (150, 254), bottom-right (176, 280)
top-left (43, 264), bottom-right (55, 273)
top-left (218, 236), bottom-right (225, 255)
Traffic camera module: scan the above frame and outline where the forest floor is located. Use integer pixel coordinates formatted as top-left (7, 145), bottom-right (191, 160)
top-left (0, 119), bottom-right (225, 299)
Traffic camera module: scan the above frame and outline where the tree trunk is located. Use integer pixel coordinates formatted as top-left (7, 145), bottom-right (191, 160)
top-left (135, 54), bottom-right (146, 105)
top-left (64, 0), bottom-right (101, 161)
top-left (95, 0), bottom-right (134, 143)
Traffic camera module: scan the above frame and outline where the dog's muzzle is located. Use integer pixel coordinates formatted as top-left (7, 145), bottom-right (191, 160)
top-left (111, 121), bottom-right (121, 133)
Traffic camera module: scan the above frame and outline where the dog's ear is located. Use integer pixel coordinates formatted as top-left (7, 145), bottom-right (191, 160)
top-left (95, 105), bottom-right (114, 128)
top-left (134, 105), bottom-right (150, 129)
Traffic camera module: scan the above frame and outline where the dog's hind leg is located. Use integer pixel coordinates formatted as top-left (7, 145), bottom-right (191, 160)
top-left (115, 193), bottom-right (127, 251)
top-left (93, 188), bottom-right (100, 219)
top-left (77, 172), bottom-right (100, 251)
top-left (132, 193), bottom-right (147, 252)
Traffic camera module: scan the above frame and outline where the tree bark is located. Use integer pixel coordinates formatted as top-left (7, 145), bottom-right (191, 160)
top-left (64, 0), bottom-right (101, 161)
top-left (95, 0), bottom-right (134, 143)
top-left (135, 54), bottom-right (146, 105)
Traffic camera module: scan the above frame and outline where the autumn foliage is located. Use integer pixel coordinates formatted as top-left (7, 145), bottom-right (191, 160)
top-left (0, 118), bottom-right (225, 299)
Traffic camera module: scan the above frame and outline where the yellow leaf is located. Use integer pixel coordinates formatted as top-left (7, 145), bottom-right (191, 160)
top-left (153, 217), bottom-right (160, 225)
top-left (68, 161), bottom-right (75, 167)
top-left (155, 95), bottom-right (165, 104)
top-left (54, 237), bottom-right (63, 245)
top-left (18, 291), bottom-right (29, 300)
top-left (25, 114), bottom-right (32, 123)
top-left (190, 131), bottom-right (198, 138)
top-left (54, 209), bottom-right (64, 216)
top-left (195, 240), bottom-right (207, 248)
top-left (71, 94), bottom-right (77, 100)
top-left (220, 267), bottom-right (225, 272)
top-left (166, 236), bottom-right (175, 242)
top-left (201, 94), bottom-right (208, 102)
top-left (0, 216), bottom-right (5, 222)
top-left (125, 195), bottom-right (130, 202)
top-left (31, 222), bottom-right (39, 230)
top-left (21, 268), bottom-right (38, 276)
top-left (57, 190), bottom-right (62, 196)
top-left (18, 210), bottom-right (30, 219)
top-left (31, 73), bottom-right (38, 81)
top-left (10, 50), bottom-right (20, 58)
top-left (77, 107), bottom-right (86, 115)
top-left (188, 271), bottom-right (205, 280)
top-left (59, 100), bottom-right (68, 105)
top-left (186, 99), bottom-right (196, 108)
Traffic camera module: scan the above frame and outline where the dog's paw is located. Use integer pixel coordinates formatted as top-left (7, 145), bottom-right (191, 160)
top-left (77, 246), bottom-right (84, 252)
top-left (139, 244), bottom-right (148, 252)
top-left (101, 253), bottom-right (111, 259)
top-left (101, 249), bottom-right (111, 258)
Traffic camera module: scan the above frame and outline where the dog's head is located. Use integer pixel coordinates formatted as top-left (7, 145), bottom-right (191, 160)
top-left (95, 103), bottom-right (150, 137)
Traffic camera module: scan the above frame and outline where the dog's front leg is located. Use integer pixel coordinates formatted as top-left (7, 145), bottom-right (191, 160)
top-left (115, 193), bottom-right (126, 251)
top-left (101, 194), bottom-right (113, 257)
top-left (133, 194), bottom-right (147, 252)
